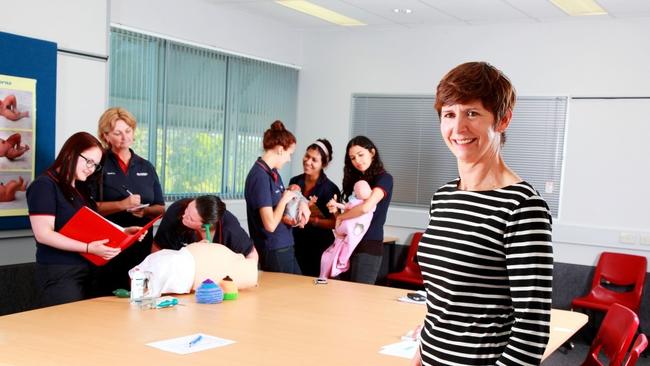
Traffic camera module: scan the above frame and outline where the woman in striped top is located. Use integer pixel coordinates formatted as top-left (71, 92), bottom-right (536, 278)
top-left (413, 62), bottom-right (553, 366)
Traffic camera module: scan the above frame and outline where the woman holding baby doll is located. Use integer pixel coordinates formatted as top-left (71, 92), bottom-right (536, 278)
top-left (244, 120), bottom-right (301, 274)
top-left (327, 136), bottom-right (393, 284)
top-left (288, 139), bottom-right (341, 277)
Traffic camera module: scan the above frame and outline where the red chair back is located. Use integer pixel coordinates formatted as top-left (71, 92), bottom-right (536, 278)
top-left (572, 252), bottom-right (647, 314)
top-left (581, 303), bottom-right (639, 366)
top-left (386, 232), bottom-right (424, 286)
top-left (623, 333), bottom-right (648, 366)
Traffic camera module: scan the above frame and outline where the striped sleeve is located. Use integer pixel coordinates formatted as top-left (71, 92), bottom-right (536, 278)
top-left (497, 194), bottom-right (553, 366)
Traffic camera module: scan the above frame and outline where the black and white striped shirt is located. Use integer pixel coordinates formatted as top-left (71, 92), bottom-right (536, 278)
top-left (417, 179), bottom-right (553, 366)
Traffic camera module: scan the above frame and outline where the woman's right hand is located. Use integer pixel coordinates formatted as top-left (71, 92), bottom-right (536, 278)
top-left (280, 189), bottom-right (295, 205)
top-left (326, 194), bottom-right (339, 214)
top-left (87, 239), bottom-right (121, 260)
top-left (121, 194), bottom-right (141, 210)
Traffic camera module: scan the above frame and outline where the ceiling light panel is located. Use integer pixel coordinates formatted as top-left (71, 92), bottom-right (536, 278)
top-left (275, 0), bottom-right (366, 26)
top-left (550, 0), bottom-right (608, 16)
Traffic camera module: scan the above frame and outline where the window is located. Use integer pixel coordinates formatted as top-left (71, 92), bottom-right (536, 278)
top-left (351, 95), bottom-right (567, 216)
top-left (109, 27), bottom-right (298, 200)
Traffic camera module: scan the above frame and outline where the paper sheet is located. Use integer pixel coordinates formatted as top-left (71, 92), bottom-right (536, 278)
top-left (146, 333), bottom-right (235, 354)
top-left (379, 340), bottom-right (419, 359)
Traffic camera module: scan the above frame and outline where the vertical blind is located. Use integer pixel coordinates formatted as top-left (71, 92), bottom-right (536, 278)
top-left (109, 27), bottom-right (298, 200)
top-left (351, 95), bottom-right (567, 216)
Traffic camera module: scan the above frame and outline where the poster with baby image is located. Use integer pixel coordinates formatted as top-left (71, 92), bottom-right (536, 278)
top-left (0, 74), bottom-right (35, 216)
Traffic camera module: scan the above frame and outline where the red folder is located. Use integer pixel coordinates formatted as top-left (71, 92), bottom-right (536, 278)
top-left (59, 206), bottom-right (161, 266)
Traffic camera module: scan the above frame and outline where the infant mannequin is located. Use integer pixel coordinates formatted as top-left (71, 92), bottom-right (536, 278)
top-left (283, 184), bottom-right (310, 227)
top-left (319, 180), bottom-right (375, 278)
top-left (129, 242), bottom-right (258, 298)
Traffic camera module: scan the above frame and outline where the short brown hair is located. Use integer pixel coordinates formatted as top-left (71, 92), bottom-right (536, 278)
top-left (263, 120), bottom-right (296, 151)
top-left (435, 62), bottom-right (515, 141)
top-left (97, 107), bottom-right (137, 148)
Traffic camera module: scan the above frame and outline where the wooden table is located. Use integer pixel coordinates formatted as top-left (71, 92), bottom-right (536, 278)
top-left (543, 309), bottom-right (589, 360)
top-left (0, 272), bottom-right (586, 365)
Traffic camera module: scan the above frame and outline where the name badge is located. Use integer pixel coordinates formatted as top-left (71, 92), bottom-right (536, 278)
top-left (106, 171), bottom-right (116, 175)
top-left (274, 189), bottom-right (281, 194)
top-left (136, 172), bottom-right (148, 176)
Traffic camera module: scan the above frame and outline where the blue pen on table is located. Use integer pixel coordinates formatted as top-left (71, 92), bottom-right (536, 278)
top-left (188, 335), bottom-right (203, 348)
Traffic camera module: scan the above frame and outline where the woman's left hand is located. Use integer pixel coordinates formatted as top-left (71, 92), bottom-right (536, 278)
top-left (130, 207), bottom-right (146, 218)
top-left (124, 226), bottom-right (146, 241)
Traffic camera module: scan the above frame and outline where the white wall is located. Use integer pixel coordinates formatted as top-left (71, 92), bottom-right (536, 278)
top-left (294, 19), bottom-right (650, 266)
top-left (110, 0), bottom-right (303, 67)
top-left (0, 0), bottom-right (109, 150)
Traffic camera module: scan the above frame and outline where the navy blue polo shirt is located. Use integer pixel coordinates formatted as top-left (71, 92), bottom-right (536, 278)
top-left (26, 174), bottom-right (89, 265)
top-left (362, 171), bottom-right (393, 241)
top-left (94, 149), bottom-right (164, 227)
top-left (244, 158), bottom-right (293, 252)
top-left (289, 173), bottom-right (340, 220)
top-left (154, 198), bottom-right (254, 256)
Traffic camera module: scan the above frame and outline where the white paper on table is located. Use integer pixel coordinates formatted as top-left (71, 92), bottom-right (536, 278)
top-left (146, 333), bottom-right (235, 354)
top-left (379, 340), bottom-right (418, 359)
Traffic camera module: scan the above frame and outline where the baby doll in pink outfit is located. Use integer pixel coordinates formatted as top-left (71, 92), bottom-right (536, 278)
top-left (319, 180), bottom-right (375, 278)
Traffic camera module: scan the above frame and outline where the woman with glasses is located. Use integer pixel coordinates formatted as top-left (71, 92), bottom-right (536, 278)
top-left (26, 132), bottom-right (142, 306)
top-left (90, 107), bottom-right (165, 295)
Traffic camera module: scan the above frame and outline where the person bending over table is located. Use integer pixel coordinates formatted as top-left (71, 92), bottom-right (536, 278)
top-left (153, 195), bottom-right (258, 260)
top-left (412, 62), bottom-right (553, 366)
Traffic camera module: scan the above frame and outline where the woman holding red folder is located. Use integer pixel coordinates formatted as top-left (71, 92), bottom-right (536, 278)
top-left (26, 132), bottom-right (142, 307)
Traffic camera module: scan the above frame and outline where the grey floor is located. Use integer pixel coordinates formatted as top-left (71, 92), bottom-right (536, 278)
top-left (543, 338), bottom-right (650, 365)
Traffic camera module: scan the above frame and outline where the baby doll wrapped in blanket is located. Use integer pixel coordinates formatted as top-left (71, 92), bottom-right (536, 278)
top-left (319, 180), bottom-right (375, 278)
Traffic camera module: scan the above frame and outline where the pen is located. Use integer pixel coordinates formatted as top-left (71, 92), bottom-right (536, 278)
top-left (122, 185), bottom-right (134, 196)
top-left (188, 335), bottom-right (203, 348)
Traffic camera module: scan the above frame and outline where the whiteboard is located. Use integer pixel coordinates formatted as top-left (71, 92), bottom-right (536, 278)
top-left (561, 98), bottom-right (650, 230)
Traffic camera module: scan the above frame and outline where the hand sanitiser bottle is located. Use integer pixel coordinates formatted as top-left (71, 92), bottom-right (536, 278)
top-left (130, 269), bottom-right (151, 305)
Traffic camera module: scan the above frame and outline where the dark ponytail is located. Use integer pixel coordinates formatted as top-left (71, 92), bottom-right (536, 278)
top-left (195, 195), bottom-right (226, 226)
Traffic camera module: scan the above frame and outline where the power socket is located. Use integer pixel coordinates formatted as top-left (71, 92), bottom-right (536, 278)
top-left (619, 232), bottom-right (638, 244)
top-left (640, 234), bottom-right (650, 246)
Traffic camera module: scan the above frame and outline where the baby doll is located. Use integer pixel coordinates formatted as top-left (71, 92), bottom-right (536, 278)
top-left (319, 180), bottom-right (375, 278)
top-left (283, 184), bottom-right (310, 227)
top-left (129, 242), bottom-right (258, 298)
top-left (0, 176), bottom-right (27, 202)
top-left (0, 133), bottom-right (30, 160)
top-left (0, 95), bottom-right (29, 121)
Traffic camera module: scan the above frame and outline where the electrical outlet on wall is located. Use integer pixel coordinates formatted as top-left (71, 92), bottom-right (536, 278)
top-left (619, 232), bottom-right (638, 244)
top-left (640, 234), bottom-right (650, 246)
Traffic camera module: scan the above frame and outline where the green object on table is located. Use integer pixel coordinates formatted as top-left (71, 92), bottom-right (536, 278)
top-left (113, 288), bottom-right (130, 298)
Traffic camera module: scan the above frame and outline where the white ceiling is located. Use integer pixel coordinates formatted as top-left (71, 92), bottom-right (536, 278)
top-left (204, 0), bottom-right (650, 30)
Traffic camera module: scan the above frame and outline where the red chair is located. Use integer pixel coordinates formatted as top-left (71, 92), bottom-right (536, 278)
top-left (581, 303), bottom-right (639, 366)
top-left (386, 232), bottom-right (424, 287)
top-left (623, 333), bottom-right (648, 366)
top-left (572, 252), bottom-right (647, 315)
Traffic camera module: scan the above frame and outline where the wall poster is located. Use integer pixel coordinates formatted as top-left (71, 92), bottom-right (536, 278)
top-left (0, 74), bottom-right (36, 216)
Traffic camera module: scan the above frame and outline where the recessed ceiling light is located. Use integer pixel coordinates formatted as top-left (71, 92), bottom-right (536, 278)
top-left (550, 0), bottom-right (607, 16)
top-left (276, 0), bottom-right (366, 26)
top-left (393, 8), bottom-right (413, 14)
